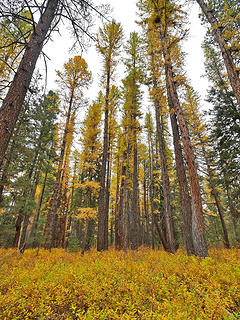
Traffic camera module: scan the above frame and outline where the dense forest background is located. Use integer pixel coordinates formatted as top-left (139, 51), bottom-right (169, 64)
top-left (0, 0), bottom-right (239, 257)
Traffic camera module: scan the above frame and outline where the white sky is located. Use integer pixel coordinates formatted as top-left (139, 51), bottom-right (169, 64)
top-left (37, 0), bottom-right (210, 112)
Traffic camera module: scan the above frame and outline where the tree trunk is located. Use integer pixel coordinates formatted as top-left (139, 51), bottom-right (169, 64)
top-left (103, 149), bottom-right (111, 250)
top-left (161, 32), bottom-right (208, 256)
top-left (123, 143), bottom-right (130, 250)
top-left (19, 214), bottom-right (30, 250)
top-left (154, 89), bottom-right (176, 253)
top-left (0, 0), bottom-right (59, 166)
top-left (195, 0), bottom-right (240, 110)
top-left (143, 164), bottom-right (151, 247)
top-left (114, 158), bottom-right (120, 249)
top-left (129, 143), bottom-right (139, 249)
top-left (116, 157), bottom-right (126, 250)
top-left (43, 90), bottom-right (74, 249)
top-left (226, 186), bottom-right (239, 240)
top-left (168, 96), bottom-right (194, 255)
top-left (12, 209), bottom-right (24, 247)
top-left (97, 65), bottom-right (110, 251)
top-left (202, 146), bottom-right (230, 248)
top-left (30, 167), bottom-right (49, 247)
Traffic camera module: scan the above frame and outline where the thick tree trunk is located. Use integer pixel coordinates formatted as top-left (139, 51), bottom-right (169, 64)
top-left (154, 91), bottom-right (176, 253)
top-left (97, 66), bottom-right (110, 251)
top-left (195, 0), bottom-right (240, 110)
top-left (12, 209), bottom-right (24, 248)
top-left (167, 78), bottom-right (207, 256)
top-left (160, 29), bottom-right (208, 256)
top-left (0, 0), bottom-right (59, 166)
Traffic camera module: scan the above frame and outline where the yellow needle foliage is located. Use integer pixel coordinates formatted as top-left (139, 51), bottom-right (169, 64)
top-left (0, 248), bottom-right (239, 319)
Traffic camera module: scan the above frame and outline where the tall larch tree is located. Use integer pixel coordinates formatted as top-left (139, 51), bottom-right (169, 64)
top-left (96, 21), bottom-right (123, 251)
top-left (122, 31), bottom-right (143, 250)
top-left (43, 56), bottom-right (91, 249)
top-left (77, 96), bottom-right (102, 253)
top-left (138, 0), bottom-right (208, 256)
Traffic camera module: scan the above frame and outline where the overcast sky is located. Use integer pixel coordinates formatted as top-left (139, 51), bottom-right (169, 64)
top-left (38, 0), bottom-right (210, 111)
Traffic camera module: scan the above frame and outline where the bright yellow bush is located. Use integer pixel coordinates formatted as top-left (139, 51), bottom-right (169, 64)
top-left (0, 248), bottom-right (239, 319)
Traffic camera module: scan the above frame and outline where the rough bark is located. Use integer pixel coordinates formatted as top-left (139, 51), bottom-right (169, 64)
top-left (0, 0), bottom-right (59, 166)
top-left (195, 0), bottom-right (240, 110)
top-left (160, 29), bottom-right (208, 256)
top-left (167, 77), bottom-right (208, 256)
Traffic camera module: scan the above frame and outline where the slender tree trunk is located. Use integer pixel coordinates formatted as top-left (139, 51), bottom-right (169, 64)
top-left (226, 186), bottom-right (239, 240)
top-left (154, 89), bottom-right (176, 253)
top-left (168, 96), bottom-right (194, 255)
top-left (123, 143), bottom-right (130, 250)
top-left (195, 0), bottom-right (240, 110)
top-left (103, 149), bottom-right (111, 250)
top-left (116, 156), bottom-right (126, 250)
top-left (19, 215), bottom-right (30, 250)
top-left (115, 157), bottom-right (122, 249)
top-left (202, 147), bottom-right (230, 248)
top-left (97, 65), bottom-right (110, 251)
top-left (0, 0), bottom-right (59, 166)
top-left (30, 167), bottom-right (49, 246)
top-left (19, 169), bottom-right (40, 249)
top-left (0, 124), bottom-right (20, 204)
top-left (110, 219), bottom-right (114, 246)
top-left (143, 164), bottom-right (151, 247)
top-left (43, 90), bottom-right (74, 249)
top-left (130, 143), bottom-right (139, 249)
top-left (12, 146), bottom-right (40, 247)
top-left (147, 126), bottom-right (168, 251)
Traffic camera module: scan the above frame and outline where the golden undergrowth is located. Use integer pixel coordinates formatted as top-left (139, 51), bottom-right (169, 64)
top-left (0, 248), bottom-right (239, 319)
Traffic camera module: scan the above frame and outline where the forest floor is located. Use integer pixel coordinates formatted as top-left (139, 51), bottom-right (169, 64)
top-left (0, 248), bottom-right (239, 320)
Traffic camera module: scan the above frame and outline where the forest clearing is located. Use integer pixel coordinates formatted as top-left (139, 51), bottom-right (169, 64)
top-left (0, 0), bottom-right (240, 319)
top-left (0, 248), bottom-right (239, 319)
